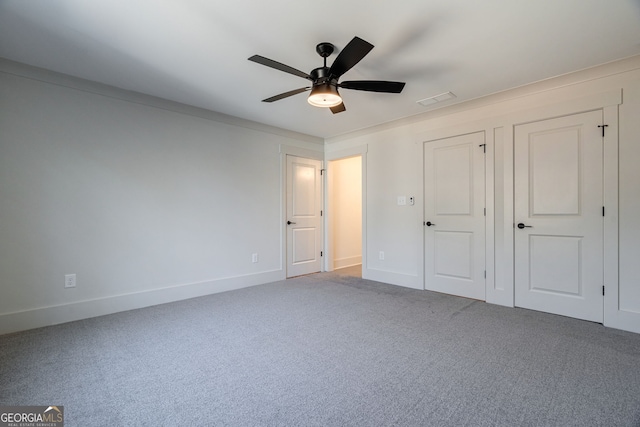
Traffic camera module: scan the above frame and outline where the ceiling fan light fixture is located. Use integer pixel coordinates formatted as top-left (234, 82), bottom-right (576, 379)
top-left (250, 36), bottom-right (404, 114)
top-left (307, 83), bottom-right (342, 108)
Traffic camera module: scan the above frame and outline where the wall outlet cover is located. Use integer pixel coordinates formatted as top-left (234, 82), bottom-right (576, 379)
top-left (64, 274), bottom-right (76, 288)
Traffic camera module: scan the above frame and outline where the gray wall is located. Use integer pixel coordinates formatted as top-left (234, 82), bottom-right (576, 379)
top-left (0, 60), bottom-right (323, 333)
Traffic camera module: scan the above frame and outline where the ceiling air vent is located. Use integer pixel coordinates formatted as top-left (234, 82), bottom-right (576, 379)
top-left (417, 91), bottom-right (456, 107)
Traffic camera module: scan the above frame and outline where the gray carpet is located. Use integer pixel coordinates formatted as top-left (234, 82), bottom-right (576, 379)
top-left (1, 271), bottom-right (639, 426)
top-left (333, 264), bottom-right (362, 278)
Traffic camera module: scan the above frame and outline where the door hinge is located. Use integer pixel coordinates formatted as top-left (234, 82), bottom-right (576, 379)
top-left (320, 169), bottom-right (326, 176)
top-left (484, 270), bottom-right (486, 279)
top-left (603, 285), bottom-right (605, 296)
top-left (602, 206), bottom-right (605, 217)
top-left (479, 143), bottom-right (486, 153)
top-left (598, 124), bottom-right (608, 137)
top-left (484, 207), bottom-right (486, 216)
top-left (320, 251), bottom-right (323, 257)
top-left (321, 210), bottom-right (323, 217)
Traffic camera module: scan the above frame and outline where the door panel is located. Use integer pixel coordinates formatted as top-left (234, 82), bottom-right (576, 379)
top-left (292, 228), bottom-right (317, 264)
top-left (291, 162), bottom-right (316, 216)
top-left (434, 231), bottom-right (474, 279)
top-left (530, 128), bottom-right (581, 215)
top-left (287, 156), bottom-right (322, 277)
top-left (529, 235), bottom-right (582, 295)
top-left (435, 145), bottom-right (473, 215)
top-left (514, 111), bottom-right (603, 322)
top-left (424, 132), bottom-right (486, 300)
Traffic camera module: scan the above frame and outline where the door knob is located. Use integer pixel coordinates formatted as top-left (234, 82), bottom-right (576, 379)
top-left (424, 221), bottom-right (435, 227)
top-left (287, 220), bottom-right (296, 225)
top-left (517, 223), bottom-right (532, 229)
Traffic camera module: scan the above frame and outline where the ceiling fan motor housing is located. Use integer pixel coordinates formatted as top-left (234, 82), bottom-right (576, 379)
top-left (310, 67), bottom-right (336, 85)
top-left (315, 42), bottom-right (335, 58)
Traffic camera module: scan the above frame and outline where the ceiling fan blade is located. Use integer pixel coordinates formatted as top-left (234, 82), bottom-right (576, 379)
top-left (262, 87), bottom-right (310, 103)
top-left (248, 55), bottom-right (312, 80)
top-left (329, 36), bottom-right (374, 78)
top-left (339, 80), bottom-right (406, 93)
top-left (330, 102), bottom-right (346, 114)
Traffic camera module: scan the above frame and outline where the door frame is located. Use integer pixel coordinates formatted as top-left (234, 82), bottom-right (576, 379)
top-left (280, 145), bottom-right (325, 277)
top-left (417, 127), bottom-right (495, 296)
top-left (513, 110), bottom-right (605, 322)
top-left (497, 90), bottom-right (622, 328)
top-left (422, 131), bottom-right (487, 301)
top-left (325, 145), bottom-right (367, 273)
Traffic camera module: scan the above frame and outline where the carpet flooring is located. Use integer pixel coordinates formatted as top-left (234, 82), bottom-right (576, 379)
top-left (1, 271), bottom-right (639, 426)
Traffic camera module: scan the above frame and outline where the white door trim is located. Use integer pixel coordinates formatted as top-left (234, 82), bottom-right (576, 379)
top-left (489, 90), bottom-right (622, 305)
top-left (325, 145), bottom-right (368, 273)
top-left (496, 89), bottom-right (629, 331)
top-left (601, 105), bottom-right (636, 333)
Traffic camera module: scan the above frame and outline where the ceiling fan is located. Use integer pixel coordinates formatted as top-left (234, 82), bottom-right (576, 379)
top-left (248, 36), bottom-right (406, 114)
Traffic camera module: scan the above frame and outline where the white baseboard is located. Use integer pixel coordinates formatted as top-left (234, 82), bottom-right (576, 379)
top-left (363, 268), bottom-right (422, 290)
top-left (333, 256), bottom-right (362, 270)
top-left (0, 270), bottom-right (285, 335)
top-left (605, 310), bottom-right (640, 334)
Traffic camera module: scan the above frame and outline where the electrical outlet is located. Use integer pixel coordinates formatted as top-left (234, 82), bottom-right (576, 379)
top-left (252, 253), bottom-right (259, 263)
top-left (379, 251), bottom-right (385, 260)
top-left (64, 274), bottom-right (76, 288)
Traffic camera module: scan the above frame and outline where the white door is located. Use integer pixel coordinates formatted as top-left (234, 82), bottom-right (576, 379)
top-left (514, 111), bottom-right (604, 322)
top-left (424, 132), bottom-right (486, 300)
top-left (286, 155), bottom-right (323, 278)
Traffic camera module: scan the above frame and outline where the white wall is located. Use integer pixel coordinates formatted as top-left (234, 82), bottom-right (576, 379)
top-left (328, 156), bottom-right (362, 269)
top-left (326, 55), bottom-right (640, 334)
top-left (0, 59), bottom-right (323, 334)
top-left (3, 55), bottom-right (640, 335)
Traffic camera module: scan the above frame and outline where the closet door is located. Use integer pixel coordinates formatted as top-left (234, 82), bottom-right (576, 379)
top-left (514, 111), bottom-right (604, 322)
top-left (424, 132), bottom-right (486, 300)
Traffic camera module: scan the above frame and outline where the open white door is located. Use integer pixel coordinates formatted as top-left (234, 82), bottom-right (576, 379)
top-left (286, 155), bottom-right (323, 278)
top-left (514, 110), bottom-right (604, 322)
top-left (424, 132), bottom-right (486, 300)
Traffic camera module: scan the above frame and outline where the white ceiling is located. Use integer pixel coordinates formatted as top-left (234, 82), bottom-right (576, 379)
top-left (1, 0), bottom-right (640, 139)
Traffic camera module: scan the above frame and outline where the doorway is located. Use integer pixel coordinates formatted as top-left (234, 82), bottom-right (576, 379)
top-left (327, 155), bottom-right (362, 276)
